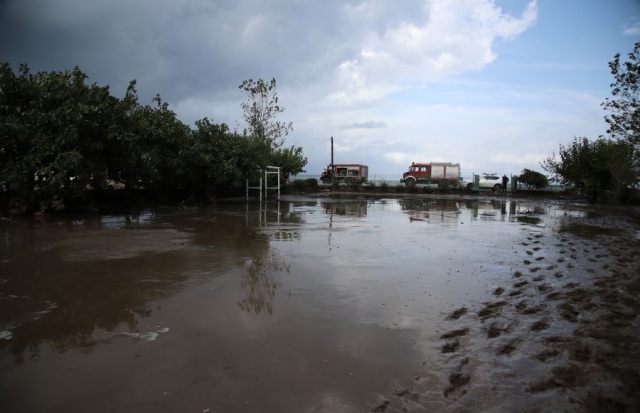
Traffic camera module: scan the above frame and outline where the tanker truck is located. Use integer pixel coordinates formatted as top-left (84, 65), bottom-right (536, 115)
top-left (400, 162), bottom-right (461, 188)
top-left (320, 164), bottom-right (369, 184)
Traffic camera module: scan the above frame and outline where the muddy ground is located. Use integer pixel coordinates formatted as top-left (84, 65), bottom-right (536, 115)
top-left (365, 196), bottom-right (640, 412)
top-left (1, 192), bottom-right (639, 413)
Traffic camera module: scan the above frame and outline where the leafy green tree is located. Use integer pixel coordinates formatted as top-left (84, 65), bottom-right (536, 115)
top-left (517, 168), bottom-right (549, 190)
top-left (602, 42), bottom-right (640, 146)
top-left (1, 65), bottom-right (309, 212)
top-left (239, 78), bottom-right (293, 169)
top-left (188, 118), bottom-right (255, 197)
top-left (542, 137), bottom-right (635, 202)
top-left (601, 41), bottom-right (640, 190)
top-left (0, 64), bottom-right (119, 211)
top-left (129, 94), bottom-right (191, 201)
top-left (271, 145), bottom-right (308, 181)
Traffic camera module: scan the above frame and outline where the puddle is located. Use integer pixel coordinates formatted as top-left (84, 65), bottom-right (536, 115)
top-left (0, 197), bottom-right (638, 413)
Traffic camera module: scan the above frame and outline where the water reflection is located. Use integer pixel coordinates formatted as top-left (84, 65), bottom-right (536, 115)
top-left (0, 198), bottom-right (559, 366)
top-left (322, 201), bottom-right (368, 217)
top-left (0, 254), bottom-right (185, 364)
top-left (398, 199), bottom-right (462, 224)
top-left (0, 203), bottom-right (279, 362)
top-left (237, 254), bottom-right (289, 314)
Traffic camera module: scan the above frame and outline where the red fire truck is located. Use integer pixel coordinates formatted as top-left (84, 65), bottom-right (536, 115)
top-left (320, 164), bottom-right (369, 184)
top-left (401, 162), bottom-right (461, 188)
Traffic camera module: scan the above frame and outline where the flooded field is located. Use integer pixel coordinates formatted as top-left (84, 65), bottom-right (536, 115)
top-left (1, 195), bottom-right (639, 412)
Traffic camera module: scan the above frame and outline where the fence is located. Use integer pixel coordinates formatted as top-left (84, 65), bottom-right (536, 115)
top-left (291, 174), bottom-right (404, 186)
top-left (291, 174), bottom-right (571, 192)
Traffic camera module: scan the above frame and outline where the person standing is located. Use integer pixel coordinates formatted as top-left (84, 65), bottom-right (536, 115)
top-left (502, 174), bottom-right (509, 192)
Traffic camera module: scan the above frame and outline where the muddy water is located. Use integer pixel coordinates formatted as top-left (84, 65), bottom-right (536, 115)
top-left (0, 197), bottom-right (633, 412)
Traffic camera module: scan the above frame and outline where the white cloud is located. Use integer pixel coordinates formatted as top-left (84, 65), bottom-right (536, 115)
top-left (623, 20), bottom-right (640, 36)
top-left (326, 0), bottom-right (538, 106)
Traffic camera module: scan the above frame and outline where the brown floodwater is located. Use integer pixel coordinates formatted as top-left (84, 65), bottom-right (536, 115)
top-left (0, 196), bottom-right (634, 412)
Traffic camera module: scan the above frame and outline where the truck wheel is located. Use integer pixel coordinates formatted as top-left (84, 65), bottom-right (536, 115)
top-left (404, 177), bottom-right (416, 187)
top-left (493, 184), bottom-right (502, 192)
top-left (321, 178), bottom-right (331, 184)
top-left (466, 183), bottom-right (473, 190)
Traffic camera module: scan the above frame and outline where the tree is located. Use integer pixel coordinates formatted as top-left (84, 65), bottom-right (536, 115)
top-left (517, 168), bottom-right (549, 190)
top-left (542, 137), bottom-right (634, 202)
top-left (601, 42), bottom-right (640, 191)
top-left (271, 145), bottom-right (308, 181)
top-left (188, 118), bottom-right (254, 197)
top-left (602, 42), bottom-right (640, 146)
top-left (239, 78), bottom-right (293, 169)
top-left (0, 64), bottom-right (119, 212)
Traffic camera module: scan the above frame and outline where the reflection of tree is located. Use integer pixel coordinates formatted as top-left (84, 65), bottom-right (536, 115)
top-left (258, 200), bottom-right (308, 226)
top-left (0, 261), bottom-right (185, 364)
top-left (237, 255), bottom-right (289, 314)
top-left (0, 214), bottom-right (196, 364)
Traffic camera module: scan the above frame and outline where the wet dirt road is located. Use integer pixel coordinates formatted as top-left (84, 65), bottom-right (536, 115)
top-left (1, 196), bottom-right (639, 412)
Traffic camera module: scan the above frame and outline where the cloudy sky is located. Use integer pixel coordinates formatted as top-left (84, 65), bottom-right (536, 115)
top-left (1, 0), bottom-right (639, 178)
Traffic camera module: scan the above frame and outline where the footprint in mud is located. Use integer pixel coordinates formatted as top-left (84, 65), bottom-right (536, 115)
top-left (508, 289), bottom-right (524, 297)
top-left (493, 287), bottom-right (505, 296)
top-left (533, 247), bottom-right (542, 251)
top-left (524, 260), bottom-right (532, 265)
top-left (516, 299), bottom-right (547, 315)
top-left (496, 338), bottom-right (521, 356)
top-left (440, 328), bottom-right (470, 340)
top-left (370, 400), bottom-right (390, 412)
top-left (444, 358), bottom-right (470, 397)
top-left (441, 339), bottom-right (461, 353)
top-left (447, 307), bottom-right (468, 320)
top-left (486, 321), bottom-right (513, 338)
top-left (568, 340), bottom-right (592, 362)
top-left (535, 256), bottom-right (545, 261)
top-left (530, 318), bottom-right (550, 331)
top-left (558, 302), bottom-right (579, 322)
top-left (526, 250), bottom-right (534, 255)
top-left (478, 301), bottom-right (508, 319)
top-left (534, 348), bottom-right (561, 362)
top-left (514, 280), bottom-right (528, 288)
top-left (546, 291), bottom-right (564, 300)
top-left (513, 270), bottom-right (523, 278)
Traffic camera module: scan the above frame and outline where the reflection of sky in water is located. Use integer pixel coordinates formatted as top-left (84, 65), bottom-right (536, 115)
top-left (259, 199), bottom-right (535, 346)
top-left (2, 197), bottom-right (630, 412)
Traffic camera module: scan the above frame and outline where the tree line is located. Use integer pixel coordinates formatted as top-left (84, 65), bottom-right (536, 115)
top-left (0, 66), bottom-right (307, 214)
top-left (1, 42), bottom-right (638, 215)
top-left (542, 42), bottom-right (640, 202)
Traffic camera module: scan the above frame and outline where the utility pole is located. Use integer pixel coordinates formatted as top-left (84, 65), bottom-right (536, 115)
top-left (330, 136), bottom-right (334, 185)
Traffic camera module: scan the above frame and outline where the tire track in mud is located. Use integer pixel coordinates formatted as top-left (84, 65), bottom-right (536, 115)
top-left (370, 206), bottom-right (640, 413)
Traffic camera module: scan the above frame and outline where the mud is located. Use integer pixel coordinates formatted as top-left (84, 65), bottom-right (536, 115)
top-left (0, 196), bottom-right (638, 412)
top-left (376, 199), bottom-right (640, 413)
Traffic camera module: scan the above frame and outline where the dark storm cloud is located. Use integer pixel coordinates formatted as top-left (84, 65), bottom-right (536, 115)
top-left (0, 0), bottom-right (371, 104)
